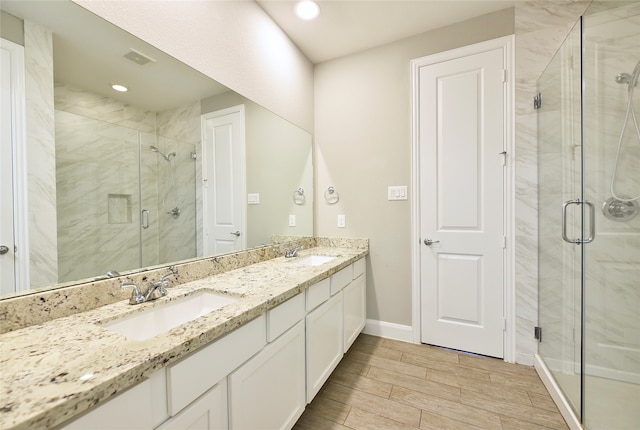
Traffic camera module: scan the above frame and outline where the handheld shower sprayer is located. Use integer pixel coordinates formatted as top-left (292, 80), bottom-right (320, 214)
top-left (605, 59), bottom-right (640, 221)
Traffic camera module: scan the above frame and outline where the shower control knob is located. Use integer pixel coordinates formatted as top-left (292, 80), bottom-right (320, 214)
top-left (423, 238), bottom-right (440, 246)
top-left (0, 245), bottom-right (9, 255)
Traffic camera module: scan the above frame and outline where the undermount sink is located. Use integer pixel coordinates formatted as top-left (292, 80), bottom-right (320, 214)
top-left (292, 255), bottom-right (336, 266)
top-left (99, 291), bottom-right (237, 341)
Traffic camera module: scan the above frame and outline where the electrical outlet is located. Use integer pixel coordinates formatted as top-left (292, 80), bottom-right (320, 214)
top-left (337, 214), bottom-right (346, 228)
top-left (289, 214), bottom-right (296, 227)
top-left (248, 193), bottom-right (260, 205)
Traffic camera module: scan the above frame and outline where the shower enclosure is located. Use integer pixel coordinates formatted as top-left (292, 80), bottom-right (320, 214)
top-left (55, 110), bottom-right (197, 282)
top-left (537, 2), bottom-right (639, 429)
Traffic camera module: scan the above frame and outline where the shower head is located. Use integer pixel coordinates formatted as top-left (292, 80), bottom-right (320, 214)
top-left (149, 145), bottom-right (175, 161)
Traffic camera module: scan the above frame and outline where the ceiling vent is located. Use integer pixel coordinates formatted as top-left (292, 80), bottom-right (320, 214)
top-left (123, 48), bottom-right (156, 66)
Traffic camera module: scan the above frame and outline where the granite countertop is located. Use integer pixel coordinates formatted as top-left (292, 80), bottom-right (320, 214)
top-left (0, 246), bottom-right (367, 430)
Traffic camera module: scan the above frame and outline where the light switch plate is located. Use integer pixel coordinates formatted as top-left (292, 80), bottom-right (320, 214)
top-left (337, 214), bottom-right (346, 228)
top-left (388, 186), bottom-right (408, 201)
top-left (289, 214), bottom-right (296, 227)
top-left (248, 193), bottom-right (260, 205)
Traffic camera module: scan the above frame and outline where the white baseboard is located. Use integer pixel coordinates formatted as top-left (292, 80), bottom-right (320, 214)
top-left (362, 319), bottom-right (414, 343)
top-left (534, 354), bottom-right (582, 430)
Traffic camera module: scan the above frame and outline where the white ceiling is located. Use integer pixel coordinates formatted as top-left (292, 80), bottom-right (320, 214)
top-left (2, 1), bottom-right (229, 112)
top-left (256, 0), bottom-right (519, 64)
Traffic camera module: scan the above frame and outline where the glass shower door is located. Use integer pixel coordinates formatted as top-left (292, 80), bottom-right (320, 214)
top-left (582, 3), bottom-right (640, 429)
top-left (55, 111), bottom-right (142, 282)
top-left (537, 20), bottom-right (583, 419)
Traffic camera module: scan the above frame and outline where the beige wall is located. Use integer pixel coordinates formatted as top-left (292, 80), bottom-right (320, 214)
top-left (72, 0), bottom-right (314, 133)
top-left (314, 8), bottom-right (515, 327)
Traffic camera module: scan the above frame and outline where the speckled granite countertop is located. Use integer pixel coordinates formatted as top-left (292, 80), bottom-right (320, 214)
top-left (0, 246), bottom-right (367, 430)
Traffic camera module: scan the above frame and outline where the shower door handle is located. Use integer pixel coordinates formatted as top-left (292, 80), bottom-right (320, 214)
top-left (141, 210), bottom-right (150, 229)
top-left (583, 201), bottom-right (595, 244)
top-left (562, 199), bottom-right (581, 244)
top-left (562, 199), bottom-right (595, 244)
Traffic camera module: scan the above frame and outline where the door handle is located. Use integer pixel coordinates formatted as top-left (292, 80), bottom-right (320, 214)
top-left (141, 209), bottom-right (150, 229)
top-left (583, 201), bottom-right (595, 244)
top-left (562, 199), bottom-right (580, 244)
top-left (0, 245), bottom-right (9, 255)
top-left (230, 231), bottom-right (241, 237)
top-left (423, 238), bottom-right (440, 246)
top-left (562, 199), bottom-right (594, 244)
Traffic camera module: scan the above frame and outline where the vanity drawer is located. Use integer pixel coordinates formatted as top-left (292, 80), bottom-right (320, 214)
top-left (306, 278), bottom-right (331, 311)
top-left (353, 258), bottom-right (365, 279)
top-left (166, 314), bottom-right (266, 416)
top-left (330, 265), bottom-right (352, 295)
top-left (267, 293), bottom-right (305, 342)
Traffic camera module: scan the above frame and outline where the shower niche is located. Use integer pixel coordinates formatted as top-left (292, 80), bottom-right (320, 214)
top-left (536, 2), bottom-right (640, 429)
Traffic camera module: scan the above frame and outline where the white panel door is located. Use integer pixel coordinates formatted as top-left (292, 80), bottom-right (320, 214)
top-left (202, 106), bottom-right (246, 255)
top-left (418, 45), bottom-right (506, 358)
top-left (1, 43), bottom-right (16, 294)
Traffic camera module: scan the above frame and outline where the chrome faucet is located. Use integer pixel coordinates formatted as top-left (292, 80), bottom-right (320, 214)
top-left (284, 245), bottom-right (304, 258)
top-left (121, 273), bottom-right (173, 305)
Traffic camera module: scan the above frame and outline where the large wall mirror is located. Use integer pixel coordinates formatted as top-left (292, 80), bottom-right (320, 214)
top-left (0, 0), bottom-right (313, 299)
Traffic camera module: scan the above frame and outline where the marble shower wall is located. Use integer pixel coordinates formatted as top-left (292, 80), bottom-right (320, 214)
top-left (55, 111), bottom-right (142, 281)
top-left (24, 20), bottom-right (58, 288)
top-left (513, 0), bottom-right (590, 365)
top-left (156, 101), bottom-right (201, 264)
top-left (54, 84), bottom-right (199, 281)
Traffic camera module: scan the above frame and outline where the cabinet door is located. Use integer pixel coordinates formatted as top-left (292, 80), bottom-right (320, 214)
top-left (344, 273), bottom-right (366, 352)
top-left (62, 379), bottom-right (154, 429)
top-left (167, 315), bottom-right (266, 415)
top-left (229, 321), bottom-right (306, 430)
top-left (157, 380), bottom-right (227, 430)
top-left (306, 292), bottom-right (344, 403)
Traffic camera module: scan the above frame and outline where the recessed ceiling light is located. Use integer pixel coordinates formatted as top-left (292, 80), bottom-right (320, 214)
top-left (295, 0), bottom-right (320, 21)
top-left (111, 83), bottom-right (128, 92)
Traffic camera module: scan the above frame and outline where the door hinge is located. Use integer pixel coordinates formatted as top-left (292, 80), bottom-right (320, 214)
top-left (502, 69), bottom-right (507, 83)
top-left (503, 318), bottom-right (507, 331)
top-left (502, 236), bottom-right (507, 249)
top-left (534, 326), bottom-right (542, 342)
top-left (533, 93), bottom-right (542, 109)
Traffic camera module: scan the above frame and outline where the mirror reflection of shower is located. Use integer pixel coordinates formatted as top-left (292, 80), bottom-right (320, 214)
top-left (605, 59), bottom-right (640, 222)
top-left (150, 145), bottom-right (181, 218)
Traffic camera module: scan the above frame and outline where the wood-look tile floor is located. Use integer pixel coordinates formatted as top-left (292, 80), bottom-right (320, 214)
top-left (293, 334), bottom-right (569, 430)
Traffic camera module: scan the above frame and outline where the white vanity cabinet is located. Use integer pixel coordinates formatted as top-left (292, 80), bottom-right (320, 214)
top-left (58, 255), bottom-right (367, 430)
top-left (306, 291), bottom-right (344, 403)
top-left (60, 377), bottom-right (157, 430)
top-left (228, 320), bottom-right (306, 430)
top-left (157, 381), bottom-right (227, 430)
top-left (305, 258), bottom-right (367, 404)
top-left (343, 259), bottom-right (366, 352)
top-left (166, 315), bottom-right (266, 416)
